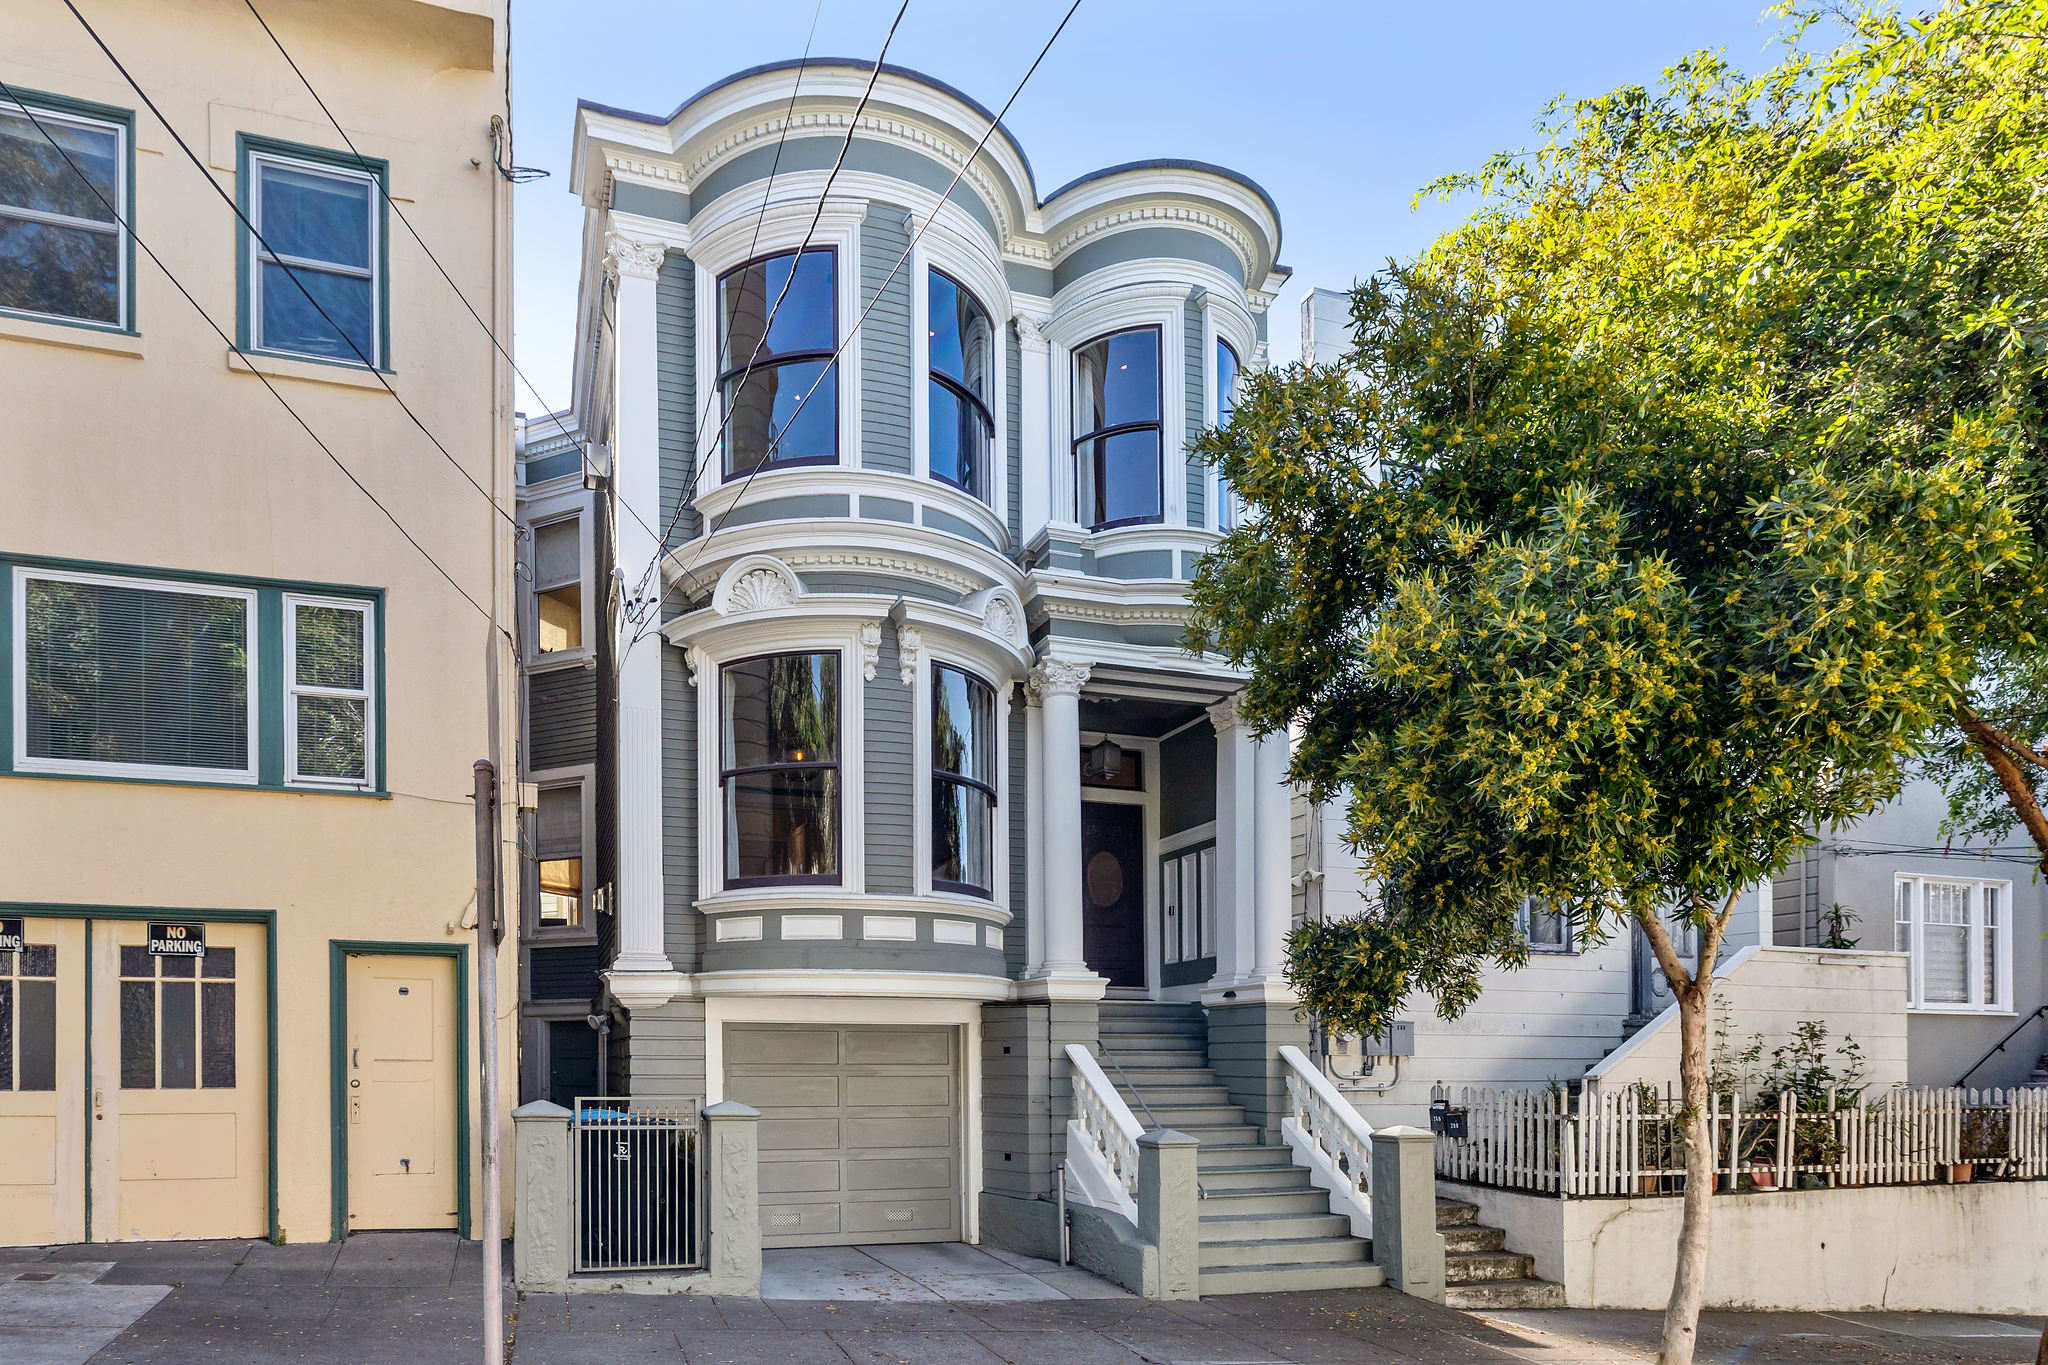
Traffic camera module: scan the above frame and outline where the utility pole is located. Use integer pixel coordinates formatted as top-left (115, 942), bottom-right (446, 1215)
top-left (472, 759), bottom-right (504, 1365)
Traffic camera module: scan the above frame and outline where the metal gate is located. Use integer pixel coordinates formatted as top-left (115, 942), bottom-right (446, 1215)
top-left (572, 1097), bottom-right (702, 1272)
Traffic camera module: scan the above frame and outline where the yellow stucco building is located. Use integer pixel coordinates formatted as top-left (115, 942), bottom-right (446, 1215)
top-left (1, 0), bottom-right (516, 1245)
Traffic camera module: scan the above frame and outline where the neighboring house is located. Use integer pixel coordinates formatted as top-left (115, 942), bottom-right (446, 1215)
top-left (1293, 284), bottom-right (2048, 1119)
top-left (554, 61), bottom-right (1389, 1288)
top-left (0, 0), bottom-right (516, 1248)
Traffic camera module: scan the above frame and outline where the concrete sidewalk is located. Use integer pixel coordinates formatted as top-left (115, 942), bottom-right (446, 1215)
top-left (1, 1235), bottom-right (2039, 1363)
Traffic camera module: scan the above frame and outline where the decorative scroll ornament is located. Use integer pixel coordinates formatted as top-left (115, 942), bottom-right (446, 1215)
top-left (1206, 690), bottom-right (1246, 732)
top-left (1013, 313), bottom-right (1050, 348)
top-left (897, 625), bottom-right (923, 687)
top-left (603, 234), bottom-right (667, 283)
top-left (859, 621), bottom-right (882, 682)
top-left (1028, 657), bottom-right (1092, 700)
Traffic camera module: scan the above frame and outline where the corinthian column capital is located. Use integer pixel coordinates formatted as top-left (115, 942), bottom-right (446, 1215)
top-left (1028, 657), bottom-right (1091, 700)
top-left (604, 233), bottom-right (667, 283)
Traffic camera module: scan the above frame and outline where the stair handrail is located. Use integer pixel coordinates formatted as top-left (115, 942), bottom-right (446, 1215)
top-left (1094, 1041), bottom-right (1206, 1199)
top-left (1065, 1043), bottom-right (1144, 1207)
top-left (1956, 1004), bottom-right (2048, 1086)
top-left (1280, 1044), bottom-right (1374, 1235)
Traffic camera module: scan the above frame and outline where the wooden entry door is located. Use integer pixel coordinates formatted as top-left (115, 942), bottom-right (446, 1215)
top-left (0, 918), bottom-right (86, 1246)
top-left (1082, 801), bottom-right (1147, 988)
top-left (90, 919), bottom-right (267, 1241)
top-left (344, 953), bottom-right (459, 1231)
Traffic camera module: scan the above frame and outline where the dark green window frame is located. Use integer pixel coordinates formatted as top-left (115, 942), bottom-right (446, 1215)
top-left (0, 86), bottom-right (137, 336)
top-left (2, 553), bottom-right (386, 796)
top-left (234, 132), bottom-right (391, 372)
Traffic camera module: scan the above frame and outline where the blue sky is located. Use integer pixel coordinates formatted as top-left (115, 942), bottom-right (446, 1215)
top-left (509, 0), bottom-right (1792, 413)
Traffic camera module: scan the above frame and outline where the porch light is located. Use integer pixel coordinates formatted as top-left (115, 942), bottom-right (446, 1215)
top-left (1085, 735), bottom-right (1123, 781)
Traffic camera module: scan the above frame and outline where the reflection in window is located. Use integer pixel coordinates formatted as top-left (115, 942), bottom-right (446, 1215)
top-left (719, 249), bottom-right (837, 478)
top-left (1519, 897), bottom-right (1574, 953)
top-left (932, 665), bottom-right (995, 895)
top-left (118, 942), bottom-right (235, 1090)
top-left (0, 100), bottom-right (126, 327)
top-left (532, 518), bottom-right (582, 654)
top-left (928, 271), bottom-right (993, 501)
top-left (1074, 327), bottom-right (1162, 529)
top-left (288, 597), bottom-right (372, 787)
top-left (537, 784), bottom-right (584, 927)
top-left (1215, 338), bottom-right (1241, 530)
top-left (721, 653), bottom-right (840, 885)
top-left (250, 154), bottom-right (378, 364)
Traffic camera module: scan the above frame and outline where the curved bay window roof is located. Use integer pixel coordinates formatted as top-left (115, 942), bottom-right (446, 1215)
top-left (720, 651), bottom-right (840, 886)
top-left (928, 270), bottom-right (993, 502)
top-left (931, 664), bottom-right (996, 897)
top-left (718, 248), bottom-right (837, 479)
top-left (1074, 326), bottom-right (1162, 529)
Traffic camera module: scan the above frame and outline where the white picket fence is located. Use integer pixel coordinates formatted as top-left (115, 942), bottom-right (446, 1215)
top-left (1435, 1083), bottom-right (2048, 1197)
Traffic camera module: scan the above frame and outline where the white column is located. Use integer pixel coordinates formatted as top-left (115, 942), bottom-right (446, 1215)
top-left (602, 234), bottom-right (683, 1010)
top-left (1206, 693), bottom-right (1257, 988)
top-left (1019, 657), bottom-right (1102, 999)
top-left (1016, 314), bottom-right (1053, 542)
top-left (1247, 731), bottom-right (1294, 988)
top-left (1023, 685), bottom-right (1046, 977)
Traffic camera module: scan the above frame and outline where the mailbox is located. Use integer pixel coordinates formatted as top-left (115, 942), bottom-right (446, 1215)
top-left (1428, 1098), bottom-right (1468, 1139)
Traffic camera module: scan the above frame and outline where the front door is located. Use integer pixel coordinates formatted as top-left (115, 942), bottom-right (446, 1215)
top-left (344, 953), bottom-right (459, 1231)
top-left (1082, 801), bottom-right (1146, 988)
top-left (0, 918), bottom-right (86, 1246)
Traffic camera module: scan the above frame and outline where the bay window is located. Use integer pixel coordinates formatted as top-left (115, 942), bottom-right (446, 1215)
top-left (928, 270), bottom-right (993, 501)
top-left (1895, 876), bottom-right (2009, 1010)
top-left (719, 248), bottom-right (838, 479)
top-left (1074, 326), bottom-right (1162, 529)
top-left (0, 94), bottom-right (128, 329)
top-left (721, 652), bottom-right (840, 885)
top-left (931, 664), bottom-right (995, 896)
top-left (1215, 337), bottom-right (1241, 530)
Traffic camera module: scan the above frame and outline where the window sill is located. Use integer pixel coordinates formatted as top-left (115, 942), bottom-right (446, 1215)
top-left (227, 348), bottom-right (393, 391)
top-left (0, 311), bottom-right (143, 356)
top-left (527, 925), bottom-right (599, 948)
top-left (1, 767), bottom-right (389, 798)
top-left (524, 651), bottom-right (596, 674)
top-left (1908, 1005), bottom-right (2016, 1017)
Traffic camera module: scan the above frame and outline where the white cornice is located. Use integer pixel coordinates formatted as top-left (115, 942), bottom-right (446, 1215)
top-left (693, 969), bottom-right (1013, 1001)
top-left (1053, 206), bottom-right (1255, 284)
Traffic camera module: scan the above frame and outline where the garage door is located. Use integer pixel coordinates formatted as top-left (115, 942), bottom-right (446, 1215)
top-left (726, 1025), bottom-right (960, 1247)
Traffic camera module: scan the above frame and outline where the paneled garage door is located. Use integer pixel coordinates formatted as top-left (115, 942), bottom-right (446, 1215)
top-left (726, 1025), bottom-right (961, 1247)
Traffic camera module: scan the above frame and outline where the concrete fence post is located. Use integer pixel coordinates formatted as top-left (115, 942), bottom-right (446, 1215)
top-left (702, 1101), bottom-right (762, 1296)
top-left (1370, 1124), bottom-right (1445, 1302)
top-left (512, 1100), bottom-right (573, 1290)
top-left (1138, 1128), bottom-right (1201, 1300)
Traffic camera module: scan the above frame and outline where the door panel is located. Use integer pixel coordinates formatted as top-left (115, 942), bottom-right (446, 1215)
top-left (1082, 801), bottom-right (1147, 988)
top-left (731, 1024), bottom-right (961, 1247)
top-left (0, 920), bottom-right (86, 1246)
top-left (345, 954), bottom-right (458, 1231)
top-left (90, 920), bottom-right (266, 1242)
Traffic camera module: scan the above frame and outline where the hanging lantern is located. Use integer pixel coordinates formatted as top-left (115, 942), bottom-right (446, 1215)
top-left (1085, 734), bottom-right (1123, 781)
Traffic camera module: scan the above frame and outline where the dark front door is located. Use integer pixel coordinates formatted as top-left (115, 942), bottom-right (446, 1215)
top-left (1082, 801), bottom-right (1146, 988)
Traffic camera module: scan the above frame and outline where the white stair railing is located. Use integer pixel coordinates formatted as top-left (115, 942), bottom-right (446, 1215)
top-left (1065, 1043), bottom-right (1143, 1222)
top-left (1280, 1044), bottom-right (1374, 1238)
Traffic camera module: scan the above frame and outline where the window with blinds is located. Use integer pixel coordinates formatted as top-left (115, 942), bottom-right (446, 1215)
top-left (286, 596), bottom-right (373, 788)
top-left (19, 569), bottom-right (254, 781)
top-left (530, 516), bottom-right (582, 656)
top-left (535, 780), bottom-right (585, 929)
top-left (1894, 875), bottom-right (2009, 1011)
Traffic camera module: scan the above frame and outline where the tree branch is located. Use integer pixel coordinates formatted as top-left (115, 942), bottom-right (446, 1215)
top-left (1957, 706), bottom-right (2048, 872)
top-left (1959, 703), bottom-right (2048, 772)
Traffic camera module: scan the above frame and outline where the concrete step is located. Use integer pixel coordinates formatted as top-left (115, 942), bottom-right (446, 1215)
top-left (1129, 1103), bottom-right (1249, 1128)
top-left (1196, 1189), bottom-right (1332, 1217)
top-left (1096, 1029), bottom-right (1206, 1048)
top-left (1105, 1066), bottom-right (1216, 1087)
top-left (1199, 1166), bottom-right (1319, 1191)
top-left (1097, 1049), bottom-right (1210, 1069)
top-left (1113, 1083), bottom-right (1233, 1106)
top-left (1440, 1223), bottom-right (1506, 1254)
top-left (1444, 1278), bottom-right (1567, 1310)
top-left (1199, 1260), bottom-right (1385, 1296)
top-left (1164, 1122), bottom-right (1261, 1146)
top-left (1445, 1250), bottom-right (1537, 1285)
top-left (1199, 1232), bottom-right (1367, 1269)
top-left (1435, 1197), bottom-right (1480, 1227)
top-left (1195, 1143), bottom-right (1296, 1170)
top-left (1198, 1211), bottom-right (1352, 1244)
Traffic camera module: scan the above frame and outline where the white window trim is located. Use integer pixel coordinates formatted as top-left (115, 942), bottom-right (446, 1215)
top-left (1048, 284), bottom-right (1189, 532)
top-left (1161, 839), bottom-right (1218, 967)
top-left (1519, 896), bottom-right (1577, 955)
top-left (12, 566), bottom-right (260, 785)
top-left (247, 149), bottom-right (381, 368)
top-left (283, 591), bottom-right (376, 791)
top-left (0, 98), bottom-right (129, 331)
top-left (912, 228), bottom-right (1013, 531)
top-left (524, 507), bottom-right (594, 668)
top-left (912, 651), bottom-right (1010, 907)
top-left (1201, 291), bottom-right (1256, 533)
top-left (1894, 874), bottom-right (2013, 1014)
top-left (528, 762), bottom-right (599, 944)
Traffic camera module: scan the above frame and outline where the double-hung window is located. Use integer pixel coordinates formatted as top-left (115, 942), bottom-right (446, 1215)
top-left (1519, 897), bottom-right (1575, 953)
top-left (720, 652), bottom-right (839, 886)
top-left (530, 516), bottom-right (584, 657)
top-left (1214, 337), bottom-right (1241, 530)
top-left (246, 146), bottom-right (382, 366)
top-left (10, 563), bottom-right (377, 790)
top-left (534, 776), bottom-right (589, 931)
top-left (928, 270), bottom-right (994, 501)
top-left (1895, 876), bottom-right (2009, 1011)
top-left (718, 249), bottom-right (837, 479)
top-left (0, 94), bottom-right (128, 329)
top-left (1074, 327), bottom-right (1163, 529)
top-left (931, 664), bottom-right (996, 896)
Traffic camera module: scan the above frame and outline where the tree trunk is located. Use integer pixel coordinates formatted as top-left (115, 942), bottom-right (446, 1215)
top-left (1659, 981), bottom-right (1715, 1365)
top-left (1958, 707), bottom-right (2048, 873)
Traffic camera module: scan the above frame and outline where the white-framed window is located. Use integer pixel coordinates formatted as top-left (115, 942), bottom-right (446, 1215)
top-left (14, 567), bottom-right (257, 784)
top-left (528, 513), bottom-right (586, 661)
top-left (284, 594), bottom-right (373, 789)
top-left (717, 247), bottom-right (838, 479)
top-left (1213, 336), bottom-right (1242, 531)
top-left (1519, 896), bottom-right (1575, 954)
top-left (928, 269), bottom-right (995, 504)
top-left (247, 150), bottom-right (380, 366)
top-left (1162, 841), bottom-right (1217, 966)
top-left (1073, 325), bottom-right (1165, 529)
top-left (531, 765), bottom-right (595, 937)
top-left (931, 662), bottom-right (997, 897)
top-left (719, 650), bottom-right (841, 887)
top-left (1895, 875), bottom-right (2010, 1012)
top-left (0, 96), bottom-right (128, 329)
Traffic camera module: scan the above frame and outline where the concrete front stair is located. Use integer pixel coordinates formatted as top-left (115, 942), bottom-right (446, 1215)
top-left (1436, 1196), bottom-right (1565, 1308)
top-left (1096, 1001), bottom-right (1382, 1295)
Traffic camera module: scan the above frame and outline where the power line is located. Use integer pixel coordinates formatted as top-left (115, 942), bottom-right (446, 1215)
top-left (0, 76), bottom-right (500, 630)
top-left (633, 0), bottom-right (1086, 652)
top-left (60, 0), bottom-right (515, 530)
top-left (233, 0), bottom-right (671, 550)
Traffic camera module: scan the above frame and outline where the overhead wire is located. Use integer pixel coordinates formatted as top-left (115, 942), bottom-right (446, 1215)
top-left (629, 0), bottom-right (1087, 655)
top-left (0, 75), bottom-right (501, 633)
